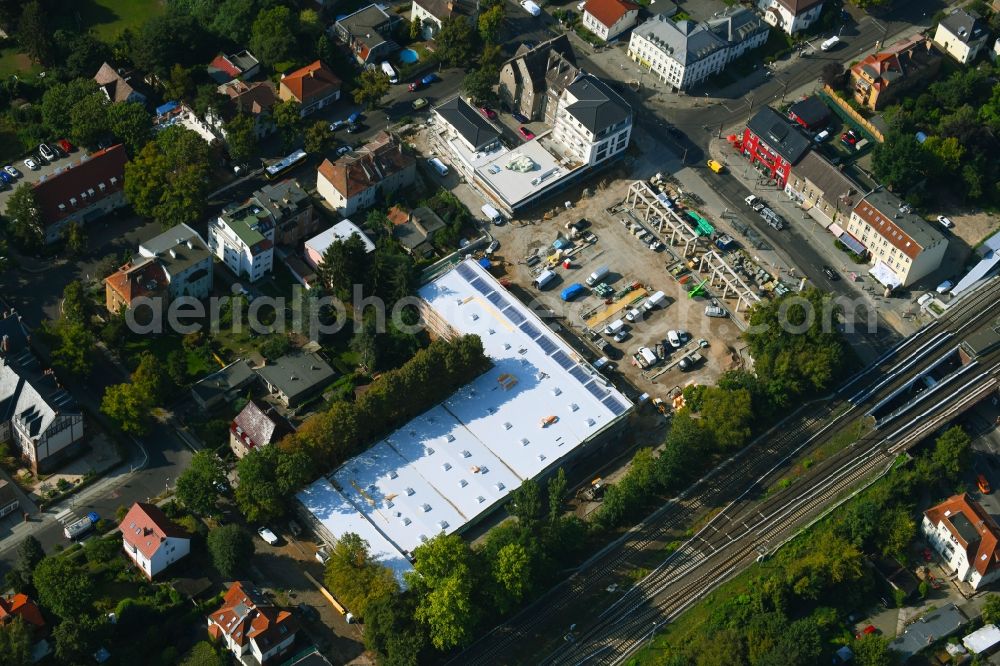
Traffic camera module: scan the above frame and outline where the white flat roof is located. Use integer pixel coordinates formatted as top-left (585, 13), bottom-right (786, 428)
top-left (965, 624), bottom-right (1000, 653)
top-left (472, 133), bottom-right (585, 207)
top-left (301, 259), bottom-right (631, 559)
top-left (297, 478), bottom-right (413, 582)
top-left (304, 219), bottom-right (376, 255)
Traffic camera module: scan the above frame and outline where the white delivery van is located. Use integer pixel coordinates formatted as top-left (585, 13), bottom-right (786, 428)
top-left (533, 269), bottom-right (557, 290)
top-left (585, 265), bottom-right (610, 286)
top-left (604, 318), bottom-right (625, 336)
top-left (428, 157), bottom-right (449, 176)
top-left (481, 204), bottom-right (504, 225)
top-left (380, 61), bottom-right (398, 84)
top-left (643, 290), bottom-right (666, 311)
top-left (820, 36), bottom-right (840, 51)
top-left (521, 0), bottom-right (542, 15)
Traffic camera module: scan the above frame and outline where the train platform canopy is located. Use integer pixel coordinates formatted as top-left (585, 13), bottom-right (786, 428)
top-left (299, 259), bottom-right (632, 564)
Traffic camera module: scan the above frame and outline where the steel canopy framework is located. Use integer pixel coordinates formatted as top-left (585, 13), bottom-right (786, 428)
top-left (624, 181), bottom-right (704, 256)
top-left (698, 250), bottom-right (761, 313)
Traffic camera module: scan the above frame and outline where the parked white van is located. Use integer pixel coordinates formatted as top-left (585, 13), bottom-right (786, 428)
top-left (428, 157), bottom-right (449, 176)
top-left (604, 318), bottom-right (625, 336)
top-left (481, 204), bottom-right (504, 225)
top-left (380, 61), bottom-right (398, 84)
top-left (643, 290), bottom-right (666, 311)
top-left (585, 266), bottom-right (610, 286)
top-left (821, 36), bottom-right (840, 51)
top-left (533, 270), bottom-right (557, 289)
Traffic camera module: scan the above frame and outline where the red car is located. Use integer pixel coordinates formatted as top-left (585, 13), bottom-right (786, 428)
top-left (855, 625), bottom-right (878, 639)
top-left (841, 131), bottom-right (858, 146)
top-left (58, 138), bottom-right (74, 153)
top-left (408, 80), bottom-right (421, 92)
top-left (518, 126), bottom-right (535, 140)
top-left (479, 106), bottom-right (497, 120)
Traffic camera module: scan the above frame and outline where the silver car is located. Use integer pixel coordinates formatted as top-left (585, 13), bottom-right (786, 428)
top-left (23, 158), bottom-right (38, 171)
top-left (39, 143), bottom-right (56, 161)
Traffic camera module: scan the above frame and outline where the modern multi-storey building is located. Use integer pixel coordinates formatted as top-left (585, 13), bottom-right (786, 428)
top-left (551, 74), bottom-right (632, 166)
top-left (209, 197), bottom-right (276, 282)
top-left (252, 179), bottom-right (317, 246)
top-left (136, 224), bottom-right (214, 300)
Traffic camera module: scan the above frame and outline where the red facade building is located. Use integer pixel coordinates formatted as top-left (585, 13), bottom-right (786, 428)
top-left (736, 107), bottom-right (813, 188)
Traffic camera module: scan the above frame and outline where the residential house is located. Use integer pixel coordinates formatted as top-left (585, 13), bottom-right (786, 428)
top-left (627, 9), bottom-right (767, 90)
top-left (190, 360), bottom-right (257, 411)
top-left (230, 399), bottom-right (294, 459)
top-left (334, 5), bottom-right (403, 65)
top-left (219, 80), bottom-right (278, 138)
top-left (207, 582), bottom-right (298, 665)
top-left (31, 144), bottom-right (127, 244)
top-left (0, 316), bottom-right (84, 474)
top-left (304, 220), bottom-right (376, 270)
top-left (278, 61), bottom-right (342, 117)
top-left (786, 95), bottom-right (831, 132)
top-left (153, 101), bottom-right (222, 144)
top-left (315, 131), bottom-right (416, 216)
top-left (209, 197), bottom-right (276, 282)
top-left (551, 74), bottom-right (633, 166)
top-left (103, 256), bottom-right (168, 315)
top-left (433, 97), bottom-right (503, 153)
top-left (922, 494), bottom-right (1000, 590)
top-left (757, 0), bottom-right (825, 35)
top-left (845, 190), bottom-right (948, 288)
top-left (207, 50), bottom-right (261, 85)
top-left (0, 593), bottom-right (45, 632)
top-left (119, 502), bottom-right (191, 579)
top-left (498, 35), bottom-right (579, 123)
top-left (94, 62), bottom-right (148, 105)
top-left (256, 352), bottom-right (336, 408)
top-left (850, 35), bottom-right (942, 111)
top-left (136, 223), bottom-right (214, 300)
top-left (389, 205), bottom-right (446, 257)
top-left (784, 151), bottom-right (861, 227)
top-left (890, 603), bottom-right (968, 661)
top-left (581, 0), bottom-right (640, 42)
top-left (0, 479), bottom-right (19, 519)
top-left (738, 106), bottom-right (813, 187)
top-left (412, 0), bottom-right (478, 39)
top-left (252, 179), bottom-right (318, 245)
top-left (933, 8), bottom-right (990, 64)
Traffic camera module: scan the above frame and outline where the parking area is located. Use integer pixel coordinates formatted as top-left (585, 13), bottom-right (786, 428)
top-left (0, 142), bottom-right (79, 212)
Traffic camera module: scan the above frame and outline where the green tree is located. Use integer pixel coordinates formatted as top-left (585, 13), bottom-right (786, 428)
top-left (164, 63), bottom-right (195, 101)
top-left (881, 507), bottom-right (915, 560)
top-left (410, 17), bottom-right (423, 40)
top-left (52, 322), bottom-right (94, 376)
top-left (5, 536), bottom-right (44, 593)
top-left (0, 617), bottom-right (31, 666)
top-left (176, 451), bottom-right (226, 515)
top-left (853, 634), bottom-right (899, 666)
top-left (33, 556), bottom-right (93, 618)
top-left (234, 447), bottom-right (284, 523)
top-left (479, 42), bottom-right (504, 74)
top-left (931, 426), bottom-right (971, 479)
top-left (464, 68), bottom-right (497, 105)
top-left (547, 467), bottom-right (568, 524)
top-left (699, 387), bottom-right (753, 450)
top-left (871, 131), bottom-right (929, 192)
top-left (982, 594), bottom-right (1000, 624)
top-left (315, 233), bottom-right (372, 298)
top-left (209, 0), bottom-right (261, 44)
top-left (107, 101), bottom-right (153, 155)
top-left (41, 78), bottom-right (98, 137)
top-left (271, 98), bottom-right (303, 150)
top-left (363, 591), bottom-right (428, 665)
top-left (275, 448), bottom-right (312, 494)
top-left (69, 92), bottom-right (110, 149)
top-left (299, 8), bottom-right (324, 39)
top-left (224, 113), bottom-right (258, 163)
top-left (53, 614), bottom-right (106, 663)
top-left (491, 542), bottom-right (531, 613)
top-left (303, 120), bottom-right (336, 154)
top-left (61, 280), bottom-right (90, 326)
top-left (478, 4), bottom-right (505, 44)
top-left (181, 641), bottom-right (226, 666)
top-left (101, 382), bottom-right (151, 434)
top-left (4, 183), bottom-right (44, 250)
top-left (16, 0), bottom-right (53, 65)
top-left (352, 69), bottom-right (391, 110)
top-left (509, 478), bottom-right (542, 525)
top-left (436, 16), bottom-right (477, 67)
top-left (250, 6), bottom-right (299, 65)
top-left (64, 221), bottom-right (88, 256)
top-left (406, 534), bottom-right (478, 650)
top-left (207, 524), bottom-right (255, 578)
top-left (124, 125), bottom-right (212, 228)
top-left (324, 532), bottom-right (400, 619)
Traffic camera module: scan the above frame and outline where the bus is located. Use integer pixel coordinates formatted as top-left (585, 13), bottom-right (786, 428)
top-left (265, 149), bottom-right (307, 179)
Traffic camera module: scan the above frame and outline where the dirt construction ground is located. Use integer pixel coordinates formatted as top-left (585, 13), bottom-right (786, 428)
top-left (486, 175), bottom-right (747, 402)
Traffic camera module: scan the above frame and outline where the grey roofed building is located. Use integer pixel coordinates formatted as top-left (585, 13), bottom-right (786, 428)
top-left (334, 4), bottom-right (402, 64)
top-left (256, 352), bottom-right (336, 408)
top-left (0, 478), bottom-right (19, 518)
top-left (747, 106), bottom-right (813, 165)
top-left (787, 151), bottom-right (861, 214)
top-left (138, 223), bottom-right (213, 284)
top-left (393, 206), bottom-right (446, 256)
top-left (889, 603), bottom-right (966, 661)
top-left (633, 14), bottom-right (728, 66)
top-left (253, 179), bottom-right (311, 221)
top-left (560, 75), bottom-right (631, 134)
top-left (434, 97), bottom-right (502, 151)
top-left (707, 7), bottom-right (768, 48)
top-left (498, 35), bottom-right (578, 123)
top-left (860, 189), bottom-right (946, 253)
top-left (190, 359), bottom-right (257, 410)
top-left (939, 8), bottom-right (989, 46)
top-left (787, 95), bottom-right (831, 130)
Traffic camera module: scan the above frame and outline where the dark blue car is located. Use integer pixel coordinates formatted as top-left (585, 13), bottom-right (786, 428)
top-left (512, 112), bottom-right (529, 123)
top-left (421, 74), bottom-right (437, 85)
top-left (0, 171), bottom-right (12, 185)
top-left (348, 111), bottom-right (362, 124)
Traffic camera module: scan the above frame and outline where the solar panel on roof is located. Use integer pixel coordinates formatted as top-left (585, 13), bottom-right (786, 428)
top-left (519, 321), bottom-right (540, 339)
top-left (455, 263), bottom-right (476, 280)
top-left (486, 290), bottom-right (506, 307)
top-left (585, 381), bottom-right (608, 400)
top-left (568, 365), bottom-right (590, 384)
top-left (470, 277), bottom-right (492, 295)
top-left (550, 350), bottom-right (574, 370)
top-left (536, 336), bottom-right (558, 355)
top-left (602, 395), bottom-right (629, 416)
top-left (503, 306), bottom-right (526, 325)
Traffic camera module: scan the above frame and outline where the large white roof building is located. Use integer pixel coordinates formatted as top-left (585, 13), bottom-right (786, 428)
top-left (299, 259), bottom-right (632, 577)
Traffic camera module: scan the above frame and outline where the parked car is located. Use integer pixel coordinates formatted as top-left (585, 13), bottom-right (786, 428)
top-left (518, 126), bottom-right (535, 140)
top-left (613, 327), bottom-right (629, 343)
top-left (329, 119), bottom-right (345, 131)
top-left (823, 266), bottom-right (839, 280)
top-left (512, 111), bottom-right (529, 123)
top-left (412, 97), bottom-right (428, 111)
top-left (58, 138), bottom-right (74, 153)
top-left (23, 158), bottom-right (38, 171)
top-left (336, 145), bottom-right (352, 156)
top-left (667, 330), bottom-right (681, 348)
top-left (38, 143), bottom-right (55, 161)
top-left (486, 239), bottom-right (500, 255)
top-left (315, 546), bottom-right (330, 564)
top-left (4, 165), bottom-right (21, 178)
top-left (408, 80), bottom-right (422, 92)
top-left (479, 106), bottom-right (497, 120)
top-left (979, 474), bottom-right (992, 494)
top-left (421, 74), bottom-right (437, 85)
top-left (937, 215), bottom-right (955, 228)
top-left (257, 527), bottom-right (279, 545)
top-left (0, 171), bottom-right (12, 185)
top-left (707, 159), bottom-right (725, 174)
top-left (625, 308), bottom-right (642, 323)
top-left (705, 305), bottom-right (727, 318)
top-left (841, 130), bottom-right (858, 147)
top-left (347, 111), bottom-right (362, 124)
top-left (936, 280), bottom-right (953, 294)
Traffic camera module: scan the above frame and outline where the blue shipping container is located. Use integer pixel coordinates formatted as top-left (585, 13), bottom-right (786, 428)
top-left (561, 283), bottom-right (585, 301)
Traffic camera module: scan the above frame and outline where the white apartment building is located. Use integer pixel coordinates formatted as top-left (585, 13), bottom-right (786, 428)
top-left (581, 0), bottom-right (639, 42)
top-left (208, 198), bottom-right (275, 283)
top-left (627, 9), bottom-right (768, 90)
top-left (552, 75), bottom-right (632, 166)
top-left (845, 191), bottom-right (948, 289)
top-left (922, 494), bottom-right (1000, 591)
top-left (933, 8), bottom-right (991, 64)
top-left (757, 0), bottom-right (825, 35)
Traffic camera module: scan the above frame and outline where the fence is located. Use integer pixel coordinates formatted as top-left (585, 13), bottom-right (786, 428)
top-left (820, 85), bottom-right (885, 143)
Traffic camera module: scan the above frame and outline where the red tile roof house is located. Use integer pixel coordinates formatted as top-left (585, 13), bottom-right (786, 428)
top-left (207, 582), bottom-right (298, 665)
top-left (582, 0), bottom-right (640, 42)
top-left (32, 144), bottom-right (128, 244)
top-left (922, 493), bottom-right (1000, 590)
top-left (230, 399), bottom-right (293, 459)
top-left (278, 61), bottom-right (342, 117)
top-left (119, 502), bottom-right (191, 580)
top-left (0, 592), bottom-right (46, 632)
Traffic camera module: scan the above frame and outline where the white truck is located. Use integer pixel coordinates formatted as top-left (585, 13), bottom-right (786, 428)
top-left (481, 204), bottom-right (504, 225)
top-left (380, 61), bottom-right (398, 84)
top-left (586, 266), bottom-right (610, 287)
top-left (64, 511), bottom-right (100, 540)
top-left (632, 346), bottom-right (658, 369)
top-left (820, 36), bottom-right (840, 51)
top-left (643, 290), bottom-right (666, 311)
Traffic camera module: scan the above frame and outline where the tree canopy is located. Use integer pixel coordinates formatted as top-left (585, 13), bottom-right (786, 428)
top-left (324, 532), bottom-right (399, 619)
top-left (124, 125), bottom-right (212, 228)
top-left (176, 451), bottom-right (226, 515)
top-left (207, 524), bottom-right (255, 578)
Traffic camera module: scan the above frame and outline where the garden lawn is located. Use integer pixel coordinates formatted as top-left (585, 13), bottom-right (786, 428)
top-left (80, 0), bottom-right (168, 42)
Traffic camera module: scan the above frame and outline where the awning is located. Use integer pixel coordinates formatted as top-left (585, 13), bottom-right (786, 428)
top-left (829, 222), bottom-right (845, 237)
top-left (869, 261), bottom-right (901, 289)
top-left (838, 232), bottom-right (866, 256)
